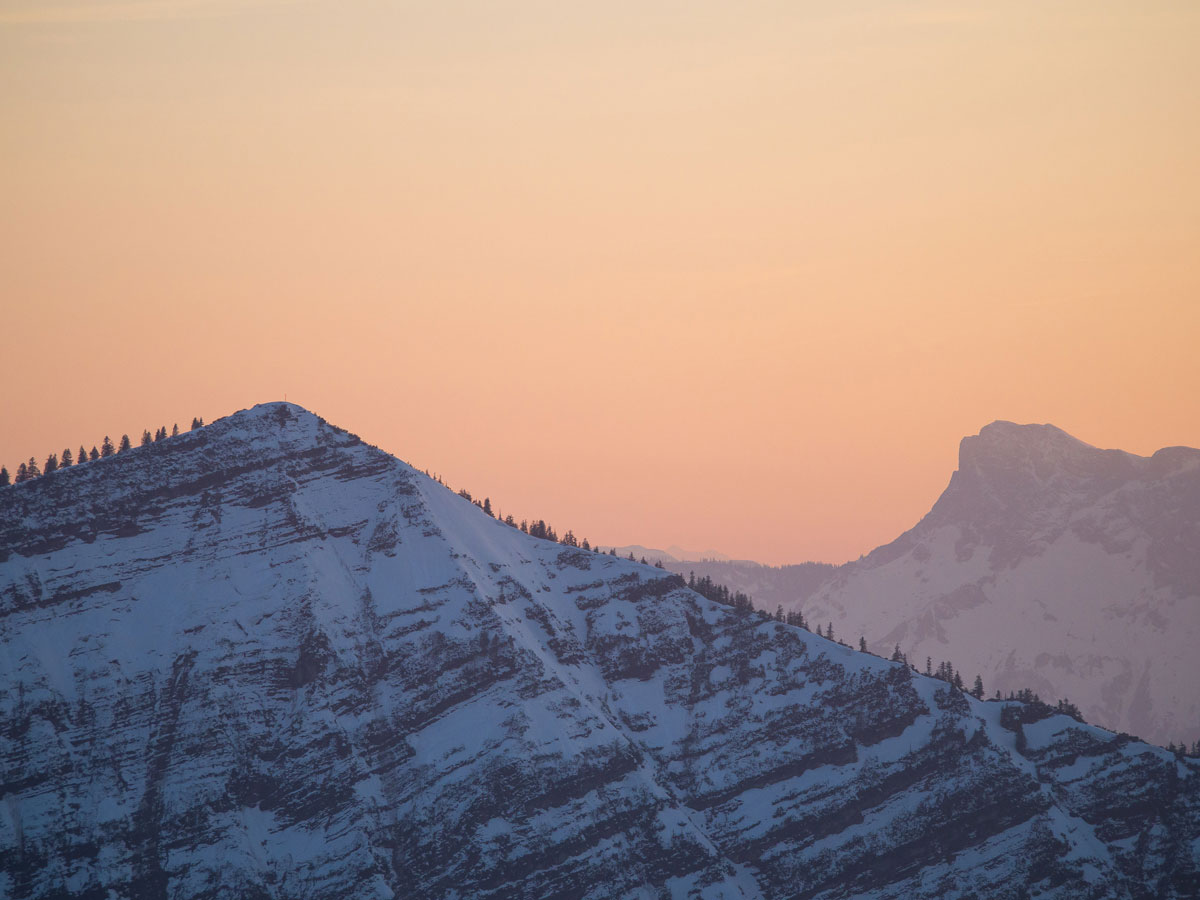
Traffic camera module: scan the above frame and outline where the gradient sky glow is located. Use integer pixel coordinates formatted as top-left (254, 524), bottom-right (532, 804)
top-left (3, 1), bottom-right (1198, 564)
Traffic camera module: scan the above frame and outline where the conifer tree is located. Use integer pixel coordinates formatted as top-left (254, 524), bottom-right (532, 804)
top-left (0, 465), bottom-right (9, 486)
top-left (101, 436), bottom-right (115, 457)
top-left (859, 636), bottom-right (868, 652)
top-left (61, 448), bottom-right (73, 468)
top-left (90, 446), bottom-right (100, 461)
top-left (171, 423), bottom-right (179, 437)
top-left (44, 453), bottom-right (58, 474)
top-left (79, 446), bottom-right (88, 465)
top-left (118, 434), bottom-right (132, 453)
top-left (191, 417), bottom-right (201, 430)
top-left (155, 426), bottom-right (166, 441)
top-left (892, 644), bottom-right (904, 662)
top-left (972, 674), bottom-right (985, 699)
top-left (16, 462), bottom-right (28, 483)
top-left (581, 538), bottom-right (591, 551)
top-left (827, 622), bottom-right (834, 642)
top-left (926, 657), bottom-right (933, 676)
top-left (482, 497), bottom-right (493, 517)
top-left (26, 456), bottom-right (41, 478)
top-left (142, 430), bottom-right (153, 447)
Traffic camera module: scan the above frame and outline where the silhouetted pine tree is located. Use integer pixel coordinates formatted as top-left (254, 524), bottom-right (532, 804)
top-left (118, 434), bottom-right (132, 453)
top-left (78, 446), bottom-right (88, 465)
top-left (26, 457), bottom-right (41, 478)
top-left (859, 636), bottom-right (868, 652)
top-left (141, 430), bottom-right (153, 447)
top-left (90, 446), bottom-right (100, 461)
top-left (155, 426), bottom-right (166, 441)
top-left (0, 465), bottom-right (9, 486)
top-left (171, 424), bottom-right (179, 437)
top-left (972, 674), bottom-right (985, 699)
top-left (100, 436), bottom-right (115, 457)
top-left (61, 448), bottom-right (73, 467)
top-left (44, 453), bottom-right (58, 474)
top-left (16, 462), bottom-right (28, 483)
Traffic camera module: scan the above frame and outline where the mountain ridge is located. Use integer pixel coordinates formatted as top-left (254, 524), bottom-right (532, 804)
top-left (658, 421), bottom-right (1200, 746)
top-left (2, 403), bottom-right (1197, 898)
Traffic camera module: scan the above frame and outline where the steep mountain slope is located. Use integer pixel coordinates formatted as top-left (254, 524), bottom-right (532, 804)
top-left (783, 422), bottom-right (1200, 746)
top-left (2, 404), bottom-right (1197, 899)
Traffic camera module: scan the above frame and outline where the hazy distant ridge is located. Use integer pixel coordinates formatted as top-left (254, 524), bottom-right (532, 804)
top-left (660, 422), bottom-right (1200, 746)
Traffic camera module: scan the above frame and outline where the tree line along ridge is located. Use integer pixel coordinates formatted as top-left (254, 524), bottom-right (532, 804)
top-left (0, 418), bottom-right (205, 486)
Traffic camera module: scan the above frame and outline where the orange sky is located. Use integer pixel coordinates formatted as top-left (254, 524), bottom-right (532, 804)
top-left (2, 1), bottom-right (1198, 564)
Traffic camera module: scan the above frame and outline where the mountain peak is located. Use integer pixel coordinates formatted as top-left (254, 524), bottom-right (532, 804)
top-left (962, 420), bottom-right (1103, 470)
top-left (4, 404), bottom-right (1198, 898)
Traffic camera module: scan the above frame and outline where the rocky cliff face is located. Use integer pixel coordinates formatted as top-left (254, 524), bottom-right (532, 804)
top-left (800, 422), bottom-right (1200, 747)
top-left (667, 422), bottom-right (1200, 747)
top-left (2, 404), bottom-right (1197, 899)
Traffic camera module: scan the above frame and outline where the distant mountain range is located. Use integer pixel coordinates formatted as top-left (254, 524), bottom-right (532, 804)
top-left (2, 404), bottom-right (1196, 898)
top-left (659, 422), bottom-right (1200, 747)
top-left (599, 544), bottom-right (735, 563)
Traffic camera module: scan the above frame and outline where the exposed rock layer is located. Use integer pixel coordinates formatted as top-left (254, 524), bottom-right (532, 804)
top-left (2, 405), bottom-right (1196, 898)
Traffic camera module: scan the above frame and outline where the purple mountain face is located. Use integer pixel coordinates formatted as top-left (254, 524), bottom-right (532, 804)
top-left (675, 422), bottom-right (1200, 747)
top-left (2, 404), bottom-right (1197, 898)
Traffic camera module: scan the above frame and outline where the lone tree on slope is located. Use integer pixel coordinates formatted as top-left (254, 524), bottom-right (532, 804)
top-left (100, 436), bottom-right (115, 457)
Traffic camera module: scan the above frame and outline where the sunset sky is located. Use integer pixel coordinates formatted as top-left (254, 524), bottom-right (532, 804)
top-left (2, 1), bottom-right (1198, 564)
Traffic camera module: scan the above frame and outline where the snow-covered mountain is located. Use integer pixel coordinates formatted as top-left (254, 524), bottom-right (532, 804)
top-left (2, 404), bottom-right (1197, 898)
top-left (754, 421), bottom-right (1199, 747)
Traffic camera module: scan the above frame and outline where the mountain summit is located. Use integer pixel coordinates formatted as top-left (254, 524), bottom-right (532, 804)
top-left (2, 404), bottom-right (1197, 898)
top-left (795, 421), bottom-right (1200, 744)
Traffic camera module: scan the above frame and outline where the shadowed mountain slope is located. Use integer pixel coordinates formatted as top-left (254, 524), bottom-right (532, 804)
top-left (2, 404), bottom-right (1197, 898)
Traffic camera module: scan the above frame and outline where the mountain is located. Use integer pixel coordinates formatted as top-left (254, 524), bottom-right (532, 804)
top-left (2, 404), bottom-right (1197, 898)
top-left (669, 422), bottom-right (1200, 747)
top-left (599, 545), bottom-right (735, 564)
